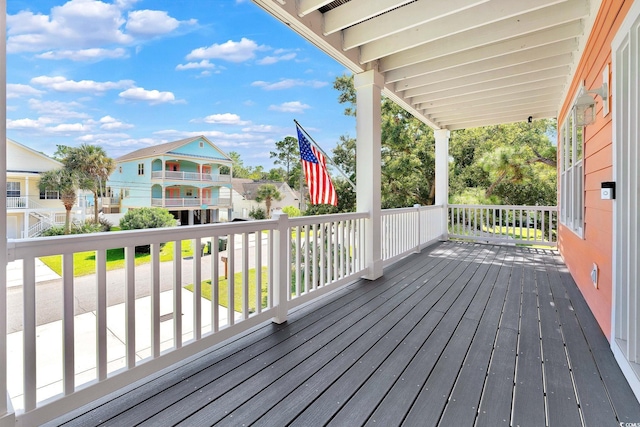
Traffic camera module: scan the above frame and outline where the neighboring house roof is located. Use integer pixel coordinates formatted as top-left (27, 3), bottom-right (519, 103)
top-left (116, 136), bottom-right (233, 163)
top-left (232, 178), bottom-right (300, 201)
top-left (7, 138), bottom-right (63, 173)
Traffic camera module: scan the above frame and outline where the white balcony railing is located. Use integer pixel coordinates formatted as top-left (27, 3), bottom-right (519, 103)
top-left (151, 197), bottom-right (232, 208)
top-left (6, 210), bottom-right (389, 425)
top-left (448, 204), bottom-right (558, 247)
top-left (381, 205), bottom-right (446, 266)
top-left (151, 171), bottom-right (232, 183)
top-left (7, 197), bottom-right (50, 210)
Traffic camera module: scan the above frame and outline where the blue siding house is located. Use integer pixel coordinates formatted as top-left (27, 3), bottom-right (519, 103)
top-left (105, 136), bottom-right (233, 224)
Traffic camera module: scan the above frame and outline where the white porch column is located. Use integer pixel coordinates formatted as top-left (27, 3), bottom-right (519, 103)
top-left (355, 69), bottom-right (384, 280)
top-left (434, 129), bottom-right (450, 239)
top-left (0, 0), bottom-right (15, 424)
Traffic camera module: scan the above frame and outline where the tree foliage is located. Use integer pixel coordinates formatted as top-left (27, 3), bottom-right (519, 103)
top-left (270, 136), bottom-right (299, 185)
top-left (62, 143), bottom-right (116, 222)
top-left (38, 168), bottom-right (80, 234)
top-left (254, 184), bottom-right (283, 218)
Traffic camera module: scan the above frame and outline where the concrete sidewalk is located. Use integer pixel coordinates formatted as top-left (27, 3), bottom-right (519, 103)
top-left (7, 259), bottom-right (61, 288)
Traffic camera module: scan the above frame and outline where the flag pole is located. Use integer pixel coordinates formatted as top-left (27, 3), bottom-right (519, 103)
top-left (294, 119), bottom-right (356, 192)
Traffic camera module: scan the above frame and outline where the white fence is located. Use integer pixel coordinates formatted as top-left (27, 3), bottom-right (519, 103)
top-left (5, 211), bottom-right (370, 425)
top-left (448, 204), bottom-right (558, 247)
top-left (151, 197), bottom-right (232, 208)
top-left (381, 205), bottom-right (446, 266)
top-left (151, 171), bottom-right (232, 183)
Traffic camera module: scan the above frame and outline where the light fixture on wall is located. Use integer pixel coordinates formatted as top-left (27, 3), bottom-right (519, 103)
top-left (573, 66), bottom-right (610, 126)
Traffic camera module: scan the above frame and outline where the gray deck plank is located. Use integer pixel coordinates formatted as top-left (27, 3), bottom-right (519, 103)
top-left (49, 242), bottom-right (640, 427)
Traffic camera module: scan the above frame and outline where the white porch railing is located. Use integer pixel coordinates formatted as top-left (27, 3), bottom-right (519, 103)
top-left (151, 171), bottom-right (232, 183)
top-left (151, 197), bottom-right (232, 208)
top-left (381, 205), bottom-right (446, 266)
top-left (5, 211), bottom-right (373, 425)
top-left (6, 197), bottom-right (49, 210)
top-left (448, 204), bottom-right (558, 247)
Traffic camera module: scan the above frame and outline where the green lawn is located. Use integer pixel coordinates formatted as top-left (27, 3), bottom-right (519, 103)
top-left (186, 267), bottom-right (269, 313)
top-left (40, 240), bottom-right (194, 276)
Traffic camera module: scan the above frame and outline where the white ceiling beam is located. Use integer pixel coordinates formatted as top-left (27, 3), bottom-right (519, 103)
top-left (424, 93), bottom-right (560, 115)
top-left (297, 0), bottom-right (334, 17)
top-left (402, 60), bottom-right (571, 97)
top-left (377, 1), bottom-right (588, 69)
top-left (445, 111), bottom-right (558, 130)
top-left (395, 53), bottom-right (573, 96)
top-left (418, 85), bottom-right (563, 110)
top-left (342, 0), bottom-right (489, 49)
top-left (391, 42), bottom-right (576, 89)
top-left (410, 77), bottom-right (566, 104)
top-left (383, 23), bottom-right (581, 78)
top-left (359, 0), bottom-right (566, 60)
top-left (407, 68), bottom-right (568, 101)
top-left (431, 102), bottom-right (558, 123)
top-left (324, 0), bottom-right (414, 35)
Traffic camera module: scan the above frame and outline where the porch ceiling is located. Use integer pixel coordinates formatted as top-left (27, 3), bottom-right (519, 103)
top-left (251, 0), bottom-right (597, 130)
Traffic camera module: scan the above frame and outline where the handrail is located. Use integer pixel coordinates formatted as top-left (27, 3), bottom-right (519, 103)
top-left (448, 204), bottom-right (558, 247)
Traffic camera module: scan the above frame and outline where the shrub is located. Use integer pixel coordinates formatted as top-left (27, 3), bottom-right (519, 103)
top-left (249, 207), bottom-right (266, 220)
top-left (40, 219), bottom-right (110, 237)
top-left (281, 206), bottom-right (301, 217)
top-left (119, 208), bottom-right (176, 253)
top-left (119, 207), bottom-right (176, 230)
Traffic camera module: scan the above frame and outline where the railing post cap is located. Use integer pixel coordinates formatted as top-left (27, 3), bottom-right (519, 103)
top-left (413, 204), bottom-right (421, 208)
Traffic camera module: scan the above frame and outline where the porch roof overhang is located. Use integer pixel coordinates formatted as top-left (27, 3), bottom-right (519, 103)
top-left (251, 0), bottom-right (598, 130)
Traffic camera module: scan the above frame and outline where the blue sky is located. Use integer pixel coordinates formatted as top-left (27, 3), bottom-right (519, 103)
top-left (6, 0), bottom-right (356, 167)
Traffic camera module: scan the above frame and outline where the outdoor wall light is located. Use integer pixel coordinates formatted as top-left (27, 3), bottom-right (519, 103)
top-left (573, 66), bottom-right (611, 126)
top-left (573, 81), bottom-right (609, 126)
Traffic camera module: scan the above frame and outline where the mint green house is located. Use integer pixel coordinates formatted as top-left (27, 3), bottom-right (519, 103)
top-left (104, 136), bottom-right (233, 224)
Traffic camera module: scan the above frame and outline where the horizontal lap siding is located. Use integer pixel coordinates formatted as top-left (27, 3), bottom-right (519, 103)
top-left (557, 0), bottom-right (634, 340)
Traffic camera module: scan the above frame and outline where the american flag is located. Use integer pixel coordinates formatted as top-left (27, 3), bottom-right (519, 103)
top-left (296, 125), bottom-right (338, 206)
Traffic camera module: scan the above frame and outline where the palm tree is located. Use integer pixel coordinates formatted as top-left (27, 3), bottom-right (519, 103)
top-left (38, 168), bottom-right (79, 234)
top-left (63, 144), bottom-right (116, 223)
top-left (255, 184), bottom-right (283, 218)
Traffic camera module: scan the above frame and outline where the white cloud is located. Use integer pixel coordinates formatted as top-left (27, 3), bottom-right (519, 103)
top-left (241, 124), bottom-right (283, 133)
top-left (269, 101), bottom-right (311, 113)
top-left (199, 113), bottom-right (250, 125)
top-left (7, 84), bottom-right (44, 98)
top-left (186, 38), bottom-right (263, 63)
top-left (48, 123), bottom-right (91, 133)
top-left (77, 132), bottom-right (132, 142)
top-left (7, 1), bottom-right (194, 57)
top-left (28, 99), bottom-right (90, 119)
top-left (7, 117), bottom-right (52, 129)
top-left (119, 87), bottom-right (177, 104)
top-left (99, 115), bottom-right (134, 130)
top-left (176, 59), bottom-right (215, 70)
top-left (31, 75), bottom-right (135, 93)
top-left (126, 10), bottom-right (193, 36)
top-left (7, 1), bottom-right (132, 53)
top-left (36, 47), bottom-right (128, 61)
top-left (256, 52), bottom-right (297, 65)
top-left (252, 79), bottom-right (328, 91)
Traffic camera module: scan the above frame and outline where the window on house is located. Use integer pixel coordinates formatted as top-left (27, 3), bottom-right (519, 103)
top-left (199, 141), bottom-right (204, 148)
top-left (560, 107), bottom-right (584, 236)
top-left (123, 188), bottom-right (130, 198)
top-left (138, 163), bottom-right (144, 175)
top-left (7, 182), bottom-right (20, 197)
top-left (39, 190), bottom-right (60, 200)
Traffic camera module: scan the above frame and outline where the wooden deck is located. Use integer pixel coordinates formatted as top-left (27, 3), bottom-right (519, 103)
top-left (49, 242), bottom-right (640, 427)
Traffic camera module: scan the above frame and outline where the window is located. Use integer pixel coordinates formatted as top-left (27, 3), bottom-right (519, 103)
top-left (560, 107), bottom-right (584, 236)
top-left (7, 182), bottom-right (20, 197)
top-left (199, 141), bottom-right (204, 148)
top-left (138, 163), bottom-right (144, 175)
top-left (40, 190), bottom-right (60, 200)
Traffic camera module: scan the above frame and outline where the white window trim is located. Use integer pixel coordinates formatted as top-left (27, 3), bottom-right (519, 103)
top-left (560, 104), bottom-right (585, 238)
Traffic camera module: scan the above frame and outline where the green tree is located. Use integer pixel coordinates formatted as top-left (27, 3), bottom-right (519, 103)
top-left (221, 151), bottom-right (250, 178)
top-left (254, 184), bottom-right (283, 218)
top-left (62, 144), bottom-right (116, 223)
top-left (38, 168), bottom-right (79, 234)
top-left (270, 136), bottom-right (300, 185)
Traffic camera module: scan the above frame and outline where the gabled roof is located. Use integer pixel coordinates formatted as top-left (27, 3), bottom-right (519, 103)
top-left (7, 138), bottom-right (63, 173)
top-left (253, 0), bottom-right (598, 130)
top-left (232, 178), bottom-right (300, 201)
top-left (116, 136), bottom-right (232, 163)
